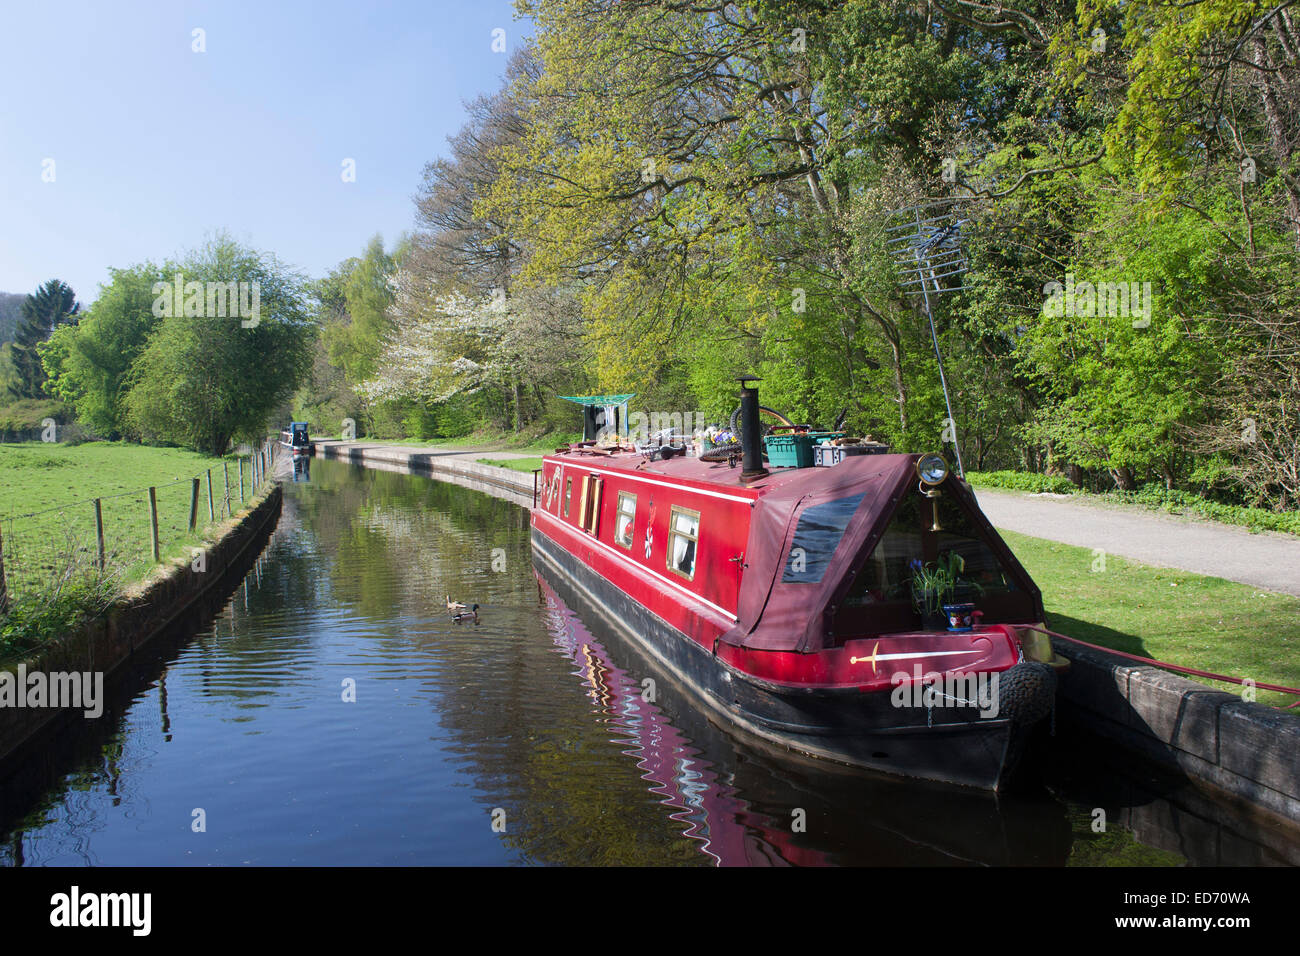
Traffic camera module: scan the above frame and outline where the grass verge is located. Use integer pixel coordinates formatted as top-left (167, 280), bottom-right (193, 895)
top-left (1003, 529), bottom-right (1300, 708)
top-left (476, 457), bottom-right (545, 473)
top-left (0, 441), bottom-right (264, 659)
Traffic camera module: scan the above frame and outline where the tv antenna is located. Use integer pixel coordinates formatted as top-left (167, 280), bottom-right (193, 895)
top-left (886, 199), bottom-right (971, 477)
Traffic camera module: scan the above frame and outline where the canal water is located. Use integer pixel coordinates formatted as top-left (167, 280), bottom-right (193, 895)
top-left (0, 457), bottom-right (1294, 866)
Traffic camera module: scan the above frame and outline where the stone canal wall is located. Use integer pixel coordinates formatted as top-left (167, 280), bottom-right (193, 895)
top-left (1050, 635), bottom-right (1300, 824)
top-left (314, 441), bottom-right (536, 509)
top-left (0, 485), bottom-right (283, 765)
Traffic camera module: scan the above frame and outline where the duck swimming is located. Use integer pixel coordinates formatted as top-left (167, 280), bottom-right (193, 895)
top-left (452, 604), bottom-right (479, 623)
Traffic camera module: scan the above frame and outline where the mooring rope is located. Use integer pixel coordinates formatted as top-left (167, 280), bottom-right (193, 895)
top-left (1019, 624), bottom-right (1300, 709)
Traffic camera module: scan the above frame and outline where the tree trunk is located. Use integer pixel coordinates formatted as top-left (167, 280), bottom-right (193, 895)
top-left (888, 336), bottom-right (908, 434)
top-left (1254, 36), bottom-right (1300, 248)
top-left (1110, 466), bottom-right (1137, 491)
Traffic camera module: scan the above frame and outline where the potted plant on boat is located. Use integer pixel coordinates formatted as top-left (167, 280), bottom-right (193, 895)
top-left (909, 553), bottom-right (983, 631)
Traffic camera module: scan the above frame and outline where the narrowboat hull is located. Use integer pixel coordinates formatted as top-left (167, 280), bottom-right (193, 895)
top-left (533, 526), bottom-right (1020, 790)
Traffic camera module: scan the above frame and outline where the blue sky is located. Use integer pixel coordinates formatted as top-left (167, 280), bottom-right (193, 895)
top-left (0, 0), bottom-right (530, 305)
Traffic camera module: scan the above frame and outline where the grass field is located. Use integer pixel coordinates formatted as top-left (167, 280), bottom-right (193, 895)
top-left (477, 456), bottom-right (545, 472)
top-left (1003, 529), bottom-right (1300, 708)
top-left (0, 442), bottom-right (256, 601)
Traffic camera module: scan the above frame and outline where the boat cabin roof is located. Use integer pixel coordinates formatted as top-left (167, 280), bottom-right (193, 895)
top-left (544, 445), bottom-right (1041, 652)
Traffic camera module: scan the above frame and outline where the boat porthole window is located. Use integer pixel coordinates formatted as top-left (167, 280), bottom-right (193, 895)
top-left (545, 470), bottom-right (559, 511)
top-left (564, 477), bottom-right (572, 517)
top-left (615, 492), bottom-right (637, 548)
top-left (667, 506), bottom-right (700, 580)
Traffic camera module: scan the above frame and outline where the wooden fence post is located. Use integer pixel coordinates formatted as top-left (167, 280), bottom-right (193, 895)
top-left (189, 478), bottom-right (200, 531)
top-left (238, 458), bottom-right (245, 502)
top-left (148, 487), bottom-right (160, 562)
top-left (0, 524), bottom-right (8, 614)
top-left (223, 463), bottom-right (231, 516)
top-left (94, 498), bottom-right (106, 570)
top-left (206, 469), bottom-right (215, 522)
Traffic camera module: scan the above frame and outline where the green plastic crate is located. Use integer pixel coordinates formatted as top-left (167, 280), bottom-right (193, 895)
top-left (764, 433), bottom-right (817, 468)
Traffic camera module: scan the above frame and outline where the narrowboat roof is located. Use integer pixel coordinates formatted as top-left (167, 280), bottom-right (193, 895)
top-left (545, 443), bottom-right (918, 496)
top-left (544, 446), bottom-right (1041, 654)
top-left (545, 444), bottom-right (912, 496)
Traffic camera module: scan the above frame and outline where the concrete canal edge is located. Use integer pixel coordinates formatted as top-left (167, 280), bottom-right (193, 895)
top-left (315, 441), bottom-right (535, 508)
top-left (0, 484), bottom-right (283, 765)
top-left (1050, 636), bottom-right (1300, 825)
top-left (315, 442), bottom-right (1300, 824)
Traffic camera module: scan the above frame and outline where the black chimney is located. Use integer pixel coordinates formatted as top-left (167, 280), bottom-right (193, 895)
top-left (582, 404), bottom-right (600, 441)
top-left (738, 375), bottom-right (768, 482)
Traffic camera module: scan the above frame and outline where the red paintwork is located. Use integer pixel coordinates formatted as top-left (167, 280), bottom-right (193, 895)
top-left (531, 445), bottom-right (1030, 693)
top-left (715, 626), bottom-right (1022, 691)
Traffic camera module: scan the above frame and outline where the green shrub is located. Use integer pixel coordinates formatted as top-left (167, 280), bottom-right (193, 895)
top-left (1104, 484), bottom-right (1300, 535)
top-left (965, 470), bottom-right (1078, 495)
top-left (0, 575), bottom-right (117, 662)
top-left (402, 404), bottom-right (441, 440)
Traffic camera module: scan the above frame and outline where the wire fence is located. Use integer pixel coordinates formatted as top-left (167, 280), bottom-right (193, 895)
top-left (0, 438), bottom-right (282, 612)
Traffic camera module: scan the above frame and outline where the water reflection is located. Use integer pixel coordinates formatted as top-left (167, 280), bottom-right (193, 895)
top-left (536, 573), bottom-right (824, 865)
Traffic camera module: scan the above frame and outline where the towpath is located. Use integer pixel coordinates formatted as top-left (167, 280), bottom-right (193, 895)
top-left (973, 488), bottom-right (1300, 597)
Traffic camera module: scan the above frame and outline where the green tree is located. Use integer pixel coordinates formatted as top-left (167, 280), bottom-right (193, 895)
top-left (124, 237), bottom-right (315, 455)
top-left (40, 265), bottom-right (165, 438)
top-left (321, 235), bottom-right (398, 384)
top-left (10, 279), bottom-right (79, 398)
top-left (1020, 190), bottom-right (1233, 489)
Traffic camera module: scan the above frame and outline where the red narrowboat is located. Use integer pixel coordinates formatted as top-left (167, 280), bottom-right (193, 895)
top-left (530, 384), bottom-right (1061, 790)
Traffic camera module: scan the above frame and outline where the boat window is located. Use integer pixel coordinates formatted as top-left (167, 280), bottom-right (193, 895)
top-left (581, 476), bottom-right (603, 534)
top-left (564, 477), bottom-right (572, 518)
top-left (782, 493), bottom-right (866, 583)
top-left (929, 494), bottom-right (1018, 593)
top-left (843, 491), bottom-right (1017, 608)
top-left (615, 492), bottom-right (636, 548)
top-left (545, 469), bottom-right (560, 511)
top-left (666, 506), bottom-right (700, 579)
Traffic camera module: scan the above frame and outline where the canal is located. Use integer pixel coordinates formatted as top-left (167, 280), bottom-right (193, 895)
top-left (0, 457), bottom-right (1294, 866)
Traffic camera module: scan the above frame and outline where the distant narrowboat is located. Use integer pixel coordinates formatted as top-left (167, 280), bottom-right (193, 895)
top-left (279, 422), bottom-right (314, 457)
top-left (530, 382), bottom-right (1061, 790)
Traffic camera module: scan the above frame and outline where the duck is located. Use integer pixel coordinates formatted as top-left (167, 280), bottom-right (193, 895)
top-left (452, 604), bottom-right (479, 623)
top-left (446, 594), bottom-right (467, 610)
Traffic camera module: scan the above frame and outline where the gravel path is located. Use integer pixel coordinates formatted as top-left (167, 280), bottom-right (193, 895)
top-left (973, 488), bottom-right (1300, 597)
